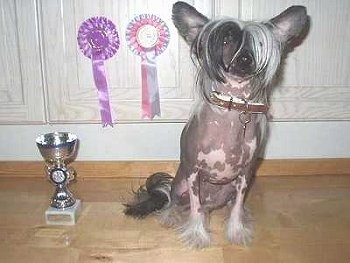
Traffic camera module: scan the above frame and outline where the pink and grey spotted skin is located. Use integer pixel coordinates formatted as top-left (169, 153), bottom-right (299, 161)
top-left (124, 1), bottom-right (309, 248)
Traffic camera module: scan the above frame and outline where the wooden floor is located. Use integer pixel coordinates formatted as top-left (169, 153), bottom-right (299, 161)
top-left (0, 175), bottom-right (350, 263)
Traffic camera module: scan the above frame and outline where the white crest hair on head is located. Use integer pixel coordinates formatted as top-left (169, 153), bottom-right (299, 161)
top-left (243, 22), bottom-right (282, 103)
top-left (194, 18), bottom-right (245, 83)
top-left (244, 22), bottom-right (282, 86)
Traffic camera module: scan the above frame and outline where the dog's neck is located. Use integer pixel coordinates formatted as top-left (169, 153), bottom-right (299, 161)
top-left (213, 78), bottom-right (251, 100)
top-left (209, 78), bottom-right (269, 114)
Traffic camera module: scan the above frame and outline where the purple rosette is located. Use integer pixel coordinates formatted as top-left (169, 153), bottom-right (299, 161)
top-left (126, 14), bottom-right (170, 120)
top-left (77, 16), bottom-right (120, 127)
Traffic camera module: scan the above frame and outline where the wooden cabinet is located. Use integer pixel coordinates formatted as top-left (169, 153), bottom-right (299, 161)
top-left (0, 0), bottom-right (45, 123)
top-left (1, 0), bottom-right (349, 123)
top-left (239, 0), bottom-right (350, 120)
top-left (40, 0), bottom-right (212, 123)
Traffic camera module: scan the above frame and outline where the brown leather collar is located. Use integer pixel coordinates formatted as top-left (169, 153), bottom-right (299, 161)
top-left (210, 91), bottom-right (269, 114)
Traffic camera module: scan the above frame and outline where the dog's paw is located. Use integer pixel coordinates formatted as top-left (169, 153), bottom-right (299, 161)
top-left (177, 215), bottom-right (211, 248)
top-left (226, 217), bottom-right (253, 246)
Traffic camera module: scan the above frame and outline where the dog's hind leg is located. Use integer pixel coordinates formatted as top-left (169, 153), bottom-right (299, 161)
top-left (177, 172), bottom-right (211, 248)
top-left (226, 174), bottom-right (253, 246)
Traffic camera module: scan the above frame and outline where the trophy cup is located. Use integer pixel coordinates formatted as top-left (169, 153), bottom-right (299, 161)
top-left (36, 132), bottom-right (81, 225)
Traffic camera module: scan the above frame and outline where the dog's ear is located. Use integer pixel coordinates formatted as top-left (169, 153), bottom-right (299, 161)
top-left (172, 1), bottom-right (209, 45)
top-left (270, 6), bottom-right (310, 46)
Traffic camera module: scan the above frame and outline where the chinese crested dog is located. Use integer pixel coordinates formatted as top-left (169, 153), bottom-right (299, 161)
top-left (124, 1), bottom-right (309, 248)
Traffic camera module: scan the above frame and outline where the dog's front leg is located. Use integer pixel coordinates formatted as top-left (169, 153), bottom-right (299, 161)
top-left (226, 174), bottom-right (252, 246)
top-left (178, 171), bottom-right (210, 248)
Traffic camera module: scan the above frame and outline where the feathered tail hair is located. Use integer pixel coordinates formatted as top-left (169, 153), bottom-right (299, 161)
top-left (123, 173), bottom-right (173, 218)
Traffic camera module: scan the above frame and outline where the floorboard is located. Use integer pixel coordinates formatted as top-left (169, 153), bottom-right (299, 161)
top-left (0, 175), bottom-right (349, 263)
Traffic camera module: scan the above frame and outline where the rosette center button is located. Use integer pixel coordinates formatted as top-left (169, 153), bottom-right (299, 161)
top-left (88, 30), bottom-right (108, 51)
top-left (137, 25), bottom-right (158, 49)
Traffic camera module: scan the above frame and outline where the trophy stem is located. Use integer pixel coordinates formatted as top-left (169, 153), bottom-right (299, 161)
top-left (51, 184), bottom-right (76, 209)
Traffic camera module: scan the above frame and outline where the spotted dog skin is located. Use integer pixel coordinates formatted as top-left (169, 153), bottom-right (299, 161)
top-left (124, 1), bottom-right (309, 249)
top-left (168, 81), bottom-right (264, 247)
top-left (171, 92), bottom-right (263, 210)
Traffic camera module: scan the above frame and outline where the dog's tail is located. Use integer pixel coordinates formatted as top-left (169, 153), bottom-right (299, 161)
top-left (123, 172), bottom-right (173, 218)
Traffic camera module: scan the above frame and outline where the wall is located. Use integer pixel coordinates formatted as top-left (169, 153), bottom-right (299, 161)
top-left (1, 121), bottom-right (349, 161)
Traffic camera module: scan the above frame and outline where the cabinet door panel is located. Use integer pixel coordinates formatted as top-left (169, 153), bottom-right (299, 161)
top-left (0, 0), bottom-right (45, 123)
top-left (41, 0), bottom-right (212, 123)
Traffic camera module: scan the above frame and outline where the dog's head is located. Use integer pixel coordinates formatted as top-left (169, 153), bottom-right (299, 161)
top-left (172, 2), bottom-right (309, 102)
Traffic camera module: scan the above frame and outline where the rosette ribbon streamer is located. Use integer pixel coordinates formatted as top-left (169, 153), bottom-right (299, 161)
top-left (77, 17), bottom-right (120, 127)
top-left (126, 14), bottom-right (170, 119)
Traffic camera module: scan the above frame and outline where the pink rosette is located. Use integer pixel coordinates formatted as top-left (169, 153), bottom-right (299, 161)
top-left (77, 16), bottom-right (120, 127)
top-left (126, 14), bottom-right (170, 120)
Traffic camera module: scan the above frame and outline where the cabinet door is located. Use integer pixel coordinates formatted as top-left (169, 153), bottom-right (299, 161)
top-left (40, 0), bottom-right (212, 123)
top-left (0, 0), bottom-right (45, 123)
top-left (240, 0), bottom-right (350, 120)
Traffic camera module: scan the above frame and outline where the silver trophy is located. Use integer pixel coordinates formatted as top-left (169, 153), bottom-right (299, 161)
top-left (36, 132), bottom-right (81, 225)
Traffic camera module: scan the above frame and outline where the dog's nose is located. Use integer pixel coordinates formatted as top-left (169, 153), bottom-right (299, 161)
top-left (226, 49), bottom-right (256, 77)
top-left (236, 52), bottom-right (254, 69)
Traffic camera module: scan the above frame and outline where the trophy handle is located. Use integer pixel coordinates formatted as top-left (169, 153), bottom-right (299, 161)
top-left (67, 167), bottom-right (77, 182)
